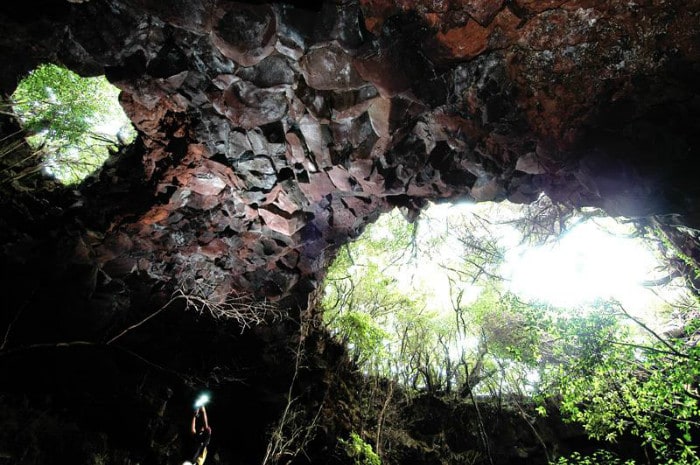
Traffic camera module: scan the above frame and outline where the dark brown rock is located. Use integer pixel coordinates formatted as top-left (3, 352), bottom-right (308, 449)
top-left (463, 0), bottom-right (504, 26)
top-left (211, 3), bottom-right (277, 67)
top-left (213, 80), bottom-right (288, 130)
top-left (0, 0), bottom-right (698, 332)
top-left (299, 43), bottom-right (366, 91)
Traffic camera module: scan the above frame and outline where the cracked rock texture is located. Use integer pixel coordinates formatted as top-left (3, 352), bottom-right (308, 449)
top-left (0, 1), bottom-right (699, 464)
top-left (2, 0), bottom-right (698, 305)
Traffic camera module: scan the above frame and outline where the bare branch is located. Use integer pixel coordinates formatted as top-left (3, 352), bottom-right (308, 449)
top-left (262, 316), bottom-right (325, 465)
top-left (107, 287), bottom-right (280, 345)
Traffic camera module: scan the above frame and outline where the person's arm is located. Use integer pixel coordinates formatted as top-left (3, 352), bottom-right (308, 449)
top-left (191, 410), bottom-right (198, 434)
top-left (200, 405), bottom-right (209, 429)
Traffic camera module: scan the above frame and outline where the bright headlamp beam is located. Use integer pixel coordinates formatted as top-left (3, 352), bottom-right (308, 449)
top-left (194, 393), bottom-right (210, 408)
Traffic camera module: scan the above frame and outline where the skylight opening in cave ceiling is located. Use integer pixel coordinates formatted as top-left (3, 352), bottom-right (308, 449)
top-left (321, 194), bottom-right (693, 393)
top-left (331, 199), bottom-right (688, 337)
top-left (328, 194), bottom-right (686, 319)
top-left (10, 63), bottom-right (136, 185)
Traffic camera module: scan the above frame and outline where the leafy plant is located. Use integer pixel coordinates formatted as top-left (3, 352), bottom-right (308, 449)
top-left (544, 302), bottom-right (700, 464)
top-left (551, 450), bottom-right (635, 465)
top-left (339, 432), bottom-right (381, 465)
top-left (651, 224), bottom-right (700, 286)
top-left (322, 202), bottom-right (700, 463)
top-left (333, 311), bottom-right (389, 367)
top-left (10, 63), bottom-right (135, 184)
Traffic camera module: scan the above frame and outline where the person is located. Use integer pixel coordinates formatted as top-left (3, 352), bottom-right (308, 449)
top-left (184, 405), bottom-right (212, 465)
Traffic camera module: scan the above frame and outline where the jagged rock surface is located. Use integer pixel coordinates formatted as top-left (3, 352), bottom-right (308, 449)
top-left (2, 0), bottom-right (698, 305)
top-left (0, 1), bottom-right (699, 464)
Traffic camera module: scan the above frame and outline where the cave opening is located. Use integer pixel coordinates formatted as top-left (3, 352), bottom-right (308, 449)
top-left (322, 195), bottom-right (699, 461)
top-left (0, 0), bottom-right (699, 464)
top-left (9, 63), bottom-right (135, 184)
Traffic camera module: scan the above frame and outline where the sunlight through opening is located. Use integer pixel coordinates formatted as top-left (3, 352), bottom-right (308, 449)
top-left (10, 63), bottom-right (136, 184)
top-left (322, 194), bottom-right (692, 396)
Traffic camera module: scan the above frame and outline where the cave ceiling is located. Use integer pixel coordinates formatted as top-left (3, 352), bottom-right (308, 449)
top-left (1, 0), bottom-right (699, 306)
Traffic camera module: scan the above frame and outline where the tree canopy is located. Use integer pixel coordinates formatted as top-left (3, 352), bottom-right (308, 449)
top-left (10, 63), bottom-right (135, 184)
top-left (322, 200), bottom-right (700, 464)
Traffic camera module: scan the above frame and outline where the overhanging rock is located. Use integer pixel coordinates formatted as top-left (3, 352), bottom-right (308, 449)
top-left (0, 0), bottom-right (698, 305)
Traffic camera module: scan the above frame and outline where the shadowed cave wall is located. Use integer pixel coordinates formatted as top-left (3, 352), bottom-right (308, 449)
top-left (0, 0), bottom-right (699, 464)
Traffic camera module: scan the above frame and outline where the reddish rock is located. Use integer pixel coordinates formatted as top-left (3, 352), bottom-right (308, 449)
top-left (263, 183), bottom-right (306, 215)
top-left (299, 114), bottom-right (332, 168)
top-left (462, 0), bottom-right (504, 26)
top-left (198, 238), bottom-right (230, 260)
top-left (367, 97), bottom-right (392, 138)
top-left (353, 51), bottom-right (412, 97)
top-left (331, 98), bottom-right (374, 121)
top-left (187, 172), bottom-right (227, 196)
top-left (434, 19), bottom-right (490, 60)
top-left (518, 8), bottom-right (600, 50)
top-left (119, 93), bottom-right (171, 138)
top-left (138, 207), bottom-right (171, 226)
top-left (431, 7), bottom-right (519, 61)
top-left (341, 196), bottom-right (384, 225)
top-left (259, 207), bottom-right (304, 236)
top-left (330, 199), bottom-right (360, 232)
top-left (488, 7), bottom-right (521, 47)
top-left (213, 81), bottom-right (288, 130)
top-left (203, 159), bottom-right (245, 189)
top-left (298, 171), bottom-right (338, 202)
top-left (285, 131), bottom-right (316, 173)
top-left (352, 164), bottom-right (386, 196)
top-left (513, 0), bottom-right (567, 14)
top-left (326, 166), bottom-right (356, 192)
top-left (187, 193), bottom-right (223, 211)
top-left (358, 0), bottom-right (399, 34)
top-left (348, 159), bottom-right (375, 181)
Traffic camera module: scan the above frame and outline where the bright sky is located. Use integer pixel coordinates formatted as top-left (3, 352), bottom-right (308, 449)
top-left (91, 78), bottom-right (134, 139)
top-left (504, 219), bottom-right (659, 308)
top-left (327, 198), bottom-right (687, 392)
top-left (399, 199), bottom-right (678, 319)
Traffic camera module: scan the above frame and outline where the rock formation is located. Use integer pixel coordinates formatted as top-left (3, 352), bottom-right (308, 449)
top-left (0, 0), bottom-right (698, 463)
top-left (3, 0), bottom-right (699, 305)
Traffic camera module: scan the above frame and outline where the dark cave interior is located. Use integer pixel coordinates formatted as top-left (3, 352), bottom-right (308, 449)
top-left (0, 1), bottom-right (699, 464)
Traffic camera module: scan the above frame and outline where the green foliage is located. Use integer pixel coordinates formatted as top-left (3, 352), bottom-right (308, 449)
top-left (323, 210), bottom-right (550, 395)
top-left (543, 302), bottom-right (700, 463)
top-left (323, 211), bottom-right (429, 378)
top-left (467, 289), bottom-right (547, 366)
top-left (652, 226), bottom-right (700, 286)
top-left (14, 64), bottom-right (100, 145)
top-left (551, 450), bottom-right (635, 465)
top-left (333, 311), bottom-right (389, 367)
top-left (11, 63), bottom-right (135, 184)
top-left (339, 432), bottom-right (381, 465)
top-left (323, 203), bottom-right (700, 463)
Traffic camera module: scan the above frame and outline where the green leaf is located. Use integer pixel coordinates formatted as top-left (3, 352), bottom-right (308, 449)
top-left (11, 63), bottom-right (135, 183)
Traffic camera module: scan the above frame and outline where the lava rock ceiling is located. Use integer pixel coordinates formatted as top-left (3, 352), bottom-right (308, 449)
top-left (1, 0), bottom-right (699, 305)
top-left (0, 2), bottom-right (698, 464)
